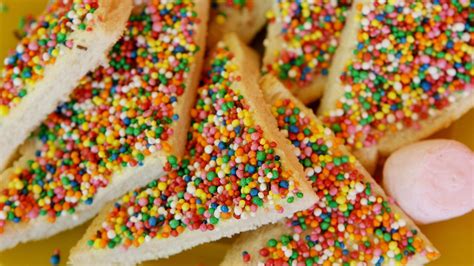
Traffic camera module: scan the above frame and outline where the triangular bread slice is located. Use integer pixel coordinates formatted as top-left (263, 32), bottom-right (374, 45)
top-left (318, 0), bottom-right (474, 171)
top-left (263, 1), bottom-right (351, 104)
top-left (69, 34), bottom-right (317, 266)
top-left (207, 0), bottom-right (272, 48)
top-left (0, 0), bottom-right (209, 251)
top-left (221, 75), bottom-right (439, 265)
top-left (0, 0), bottom-right (134, 171)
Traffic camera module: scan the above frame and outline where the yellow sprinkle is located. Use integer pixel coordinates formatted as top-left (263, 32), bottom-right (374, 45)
top-left (158, 182), bottom-right (167, 191)
top-left (0, 195), bottom-right (7, 203)
top-left (97, 134), bottom-right (106, 145)
top-left (216, 14), bottom-right (226, 25)
top-left (182, 202), bottom-right (190, 211)
top-left (32, 185), bottom-right (42, 194)
top-left (389, 241), bottom-right (398, 250)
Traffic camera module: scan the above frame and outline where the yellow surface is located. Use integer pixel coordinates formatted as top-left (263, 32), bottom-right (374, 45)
top-left (0, 1), bottom-right (472, 265)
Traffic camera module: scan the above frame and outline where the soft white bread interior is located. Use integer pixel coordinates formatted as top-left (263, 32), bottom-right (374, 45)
top-left (317, 0), bottom-right (474, 167)
top-left (0, 0), bottom-right (134, 172)
top-left (207, 0), bottom-right (272, 48)
top-left (219, 74), bottom-right (439, 265)
top-left (0, 0), bottom-right (209, 251)
top-left (69, 33), bottom-right (317, 266)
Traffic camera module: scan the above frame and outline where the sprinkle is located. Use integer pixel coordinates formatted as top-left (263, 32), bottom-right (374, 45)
top-left (242, 251), bottom-right (251, 262)
top-left (50, 249), bottom-right (60, 266)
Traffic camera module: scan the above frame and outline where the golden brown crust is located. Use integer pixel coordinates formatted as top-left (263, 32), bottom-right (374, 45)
top-left (207, 0), bottom-right (272, 48)
top-left (220, 75), bottom-right (439, 265)
top-left (98, 0), bottom-right (133, 33)
top-left (168, 0), bottom-right (210, 158)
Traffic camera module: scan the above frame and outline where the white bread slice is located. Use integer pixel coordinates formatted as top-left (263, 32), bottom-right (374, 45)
top-left (69, 33), bottom-right (317, 266)
top-left (263, 1), bottom-right (350, 104)
top-left (220, 75), bottom-right (439, 265)
top-left (0, 0), bottom-right (209, 251)
top-left (207, 0), bottom-right (272, 48)
top-left (317, 0), bottom-right (474, 169)
top-left (0, 0), bottom-right (133, 172)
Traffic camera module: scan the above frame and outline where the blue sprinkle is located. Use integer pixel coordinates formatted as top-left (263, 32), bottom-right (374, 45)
top-left (289, 125), bottom-right (299, 133)
top-left (84, 198), bottom-right (94, 205)
top-left (421, 80), bottom-right (432, 92)
top-left (250, 188), bottom-right (259, 196)
top-left (50, 254), bottom-right (60, 266)
top-left (221, 205), bottom-right (229, 213)
top-left (279, 180), bottom-right (289, 189)
top-left (123, 117), bottom-right (131, 126)
top-left (149, 217), bottom-right (158, 227)
top-left (246, 165), bottom-right (256, 174)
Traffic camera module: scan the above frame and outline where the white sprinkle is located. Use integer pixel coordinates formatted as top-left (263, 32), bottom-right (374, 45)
top-left (447, 68), bottom-right (457, 77)
top-left (107, 230), bottom-right (116, 239)
top-left (204, 145), bottom-right (213, 154)
top-left (453, 23), bottom-right (465, 32)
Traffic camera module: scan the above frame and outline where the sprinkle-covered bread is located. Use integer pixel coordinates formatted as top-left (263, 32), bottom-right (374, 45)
top-left (69, 34), bottom-right (317, 266)
top-left (318, 0), bottom-right (474, 169)
top-left (263, 0), bottom-right (352, 104)
top-left (0, 0), bottom-right (209, 251)
top-left (221, 75), bottom-right (439, 265)
top-left (0, 0), bottom-right (133, 171)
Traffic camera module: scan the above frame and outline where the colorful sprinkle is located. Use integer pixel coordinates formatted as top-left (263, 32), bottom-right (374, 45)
top-left (0, 0), bottom-right (99, 116)
top-left (241, 97), bottom-right (438, 264)
top-left (322, 0), bottom-right (473, 149)
top-left (86, 43), bottom-right (304, 250)
top-left (0, 1), bottom-right (199, 233)
top-left (264, 0), bottom-right (351, 87)
top-left (50, 249), bottom-right (60, 266)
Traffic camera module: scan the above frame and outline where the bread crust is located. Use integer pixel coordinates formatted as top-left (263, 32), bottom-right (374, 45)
top-left (207, 0), bottom-right (272, 48)
top-left (0, 0), bottom-right (134, 172)
top-left (317, 0), bottom-right (474, 168)
top-left (0, 0), bottom-right (209, 251)
top-left (68, 33), bottom-right (317, 266)
top-left (220, 75), bottom-right (439, 265)
top-left (168, 0), bottom-right (209, 158)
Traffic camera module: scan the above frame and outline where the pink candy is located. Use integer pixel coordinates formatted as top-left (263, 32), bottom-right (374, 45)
top-left (383, 139), bottom-right (473, 224)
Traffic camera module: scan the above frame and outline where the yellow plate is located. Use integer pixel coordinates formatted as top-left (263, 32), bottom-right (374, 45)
top-left (0, 1), bottom-right (472, 265)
